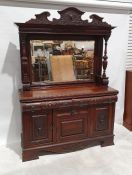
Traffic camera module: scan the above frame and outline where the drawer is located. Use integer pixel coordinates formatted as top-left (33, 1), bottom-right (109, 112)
top-left (21, 103), bottom-right (41, 113)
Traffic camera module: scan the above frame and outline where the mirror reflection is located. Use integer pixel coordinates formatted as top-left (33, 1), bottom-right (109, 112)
top-left (30, 40), bottom-right (95, 83)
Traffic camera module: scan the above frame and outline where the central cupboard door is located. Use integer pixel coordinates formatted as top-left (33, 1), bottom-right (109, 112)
top-left (54, 106), bottom-right (90, 143)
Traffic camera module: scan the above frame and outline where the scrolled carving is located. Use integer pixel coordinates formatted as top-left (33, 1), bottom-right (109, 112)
top-left (73, 95), bottom-right (117, 106)
top-left (90, 14), bottom-right (112, 27)
top-left (22, 95), bottom-right (117, 112)
top-left (26, 12), bottom-right (51, 24)
top-left (25, 7), bottom-right (113, 28)
top-left (52, 7), bottom-right (88, 25)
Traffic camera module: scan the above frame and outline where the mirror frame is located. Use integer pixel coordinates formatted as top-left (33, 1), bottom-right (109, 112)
top-left (29, 36), bottom-right (97, 85)
top-left (15, 7), bottom-right (114, 90)
top-left (28, 37), bottom-right (99, 86)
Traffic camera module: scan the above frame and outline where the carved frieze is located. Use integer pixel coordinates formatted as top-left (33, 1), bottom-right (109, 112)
top-left (21, 95), bottom-right (117, 112)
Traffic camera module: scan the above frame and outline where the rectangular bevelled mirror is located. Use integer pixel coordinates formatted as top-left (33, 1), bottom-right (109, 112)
top-left (30, 40), bottom-right (95, 83)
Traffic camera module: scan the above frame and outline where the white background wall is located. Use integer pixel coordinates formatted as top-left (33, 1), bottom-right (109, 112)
top-left (0, 5), bottom-right (129, 146)
top-left (97, 0), bottom-right (132, 2)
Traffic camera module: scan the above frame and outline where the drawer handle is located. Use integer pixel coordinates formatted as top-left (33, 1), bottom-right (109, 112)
top-left (48, 103), bottom-right (52, 107)
top-left (71, 110), bottom-right (77, 115)
top-left (31, 106), bottom-right (34, 112)
top-left (63, 102), bottom-right (68, 106)
top-left (37, 127), bottom-right (42, 136)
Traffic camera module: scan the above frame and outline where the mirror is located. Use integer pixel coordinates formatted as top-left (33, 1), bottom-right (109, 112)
top-left (30, 40), bottom-right (95, 83)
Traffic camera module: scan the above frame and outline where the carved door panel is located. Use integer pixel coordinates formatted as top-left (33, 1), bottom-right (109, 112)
top-left (92, 104), bottom-right (114, 137)
top-left (22, 107), bottom-right (52, 148)
top-left (54, 106), bottom-right (90, 143)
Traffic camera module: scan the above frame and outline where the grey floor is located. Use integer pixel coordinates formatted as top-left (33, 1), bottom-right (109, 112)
top-left (0, 123), bottom-right (132, 175)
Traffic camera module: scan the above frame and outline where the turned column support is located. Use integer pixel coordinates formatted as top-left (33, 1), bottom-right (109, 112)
top-left (102, 35), bottom-right (110, 86)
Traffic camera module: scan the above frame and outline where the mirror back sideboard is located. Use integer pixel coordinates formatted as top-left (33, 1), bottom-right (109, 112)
top-left (16, 7), bottom-right (118, 161)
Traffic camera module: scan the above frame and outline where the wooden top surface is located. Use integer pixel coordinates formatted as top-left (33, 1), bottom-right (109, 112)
top-left (19, 84), bottom-right (118, 103)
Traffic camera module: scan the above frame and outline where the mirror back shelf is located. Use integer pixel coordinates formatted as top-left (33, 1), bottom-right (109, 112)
top-left (16, 7), bottom-right (114, 90)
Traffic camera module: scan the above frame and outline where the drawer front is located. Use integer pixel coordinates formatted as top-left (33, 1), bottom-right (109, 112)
top-left (91, 104), bottom-right (115, 136)
top-left (54, 107), bottom-right (90, 143)
top-left (22, 108), bottom-right (53, 148)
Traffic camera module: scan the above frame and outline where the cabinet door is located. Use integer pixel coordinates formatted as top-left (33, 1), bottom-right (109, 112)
top-left (91, 104), bottom-right (115, 137)
top-left (22, 107), bottom-right (52, 148)
top-left (54, 106), bottom-right (90, 143)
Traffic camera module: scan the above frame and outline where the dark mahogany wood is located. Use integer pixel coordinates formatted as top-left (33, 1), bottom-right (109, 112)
top-left (123, 70), bottom-right (132, 131)
top-left (15, 7), bottom-right (118, 161)
top-left (20, 84), bottom-right (118, 161)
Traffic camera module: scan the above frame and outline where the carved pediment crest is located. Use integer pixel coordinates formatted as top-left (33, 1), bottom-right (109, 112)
top-left (26, 7), bottom-right (113, 28)
top-left (52, 7), bottom-right (88, 25)
top-left (26, 11), bottom-right (51, 24)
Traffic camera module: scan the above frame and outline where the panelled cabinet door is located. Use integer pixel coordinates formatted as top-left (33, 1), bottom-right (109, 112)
top-left (92, 104), bottom-right (115, 136)
top-left (54, 106), bottom-right (90, 143)
top-left (22, 107), bottom-right (53, 148)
